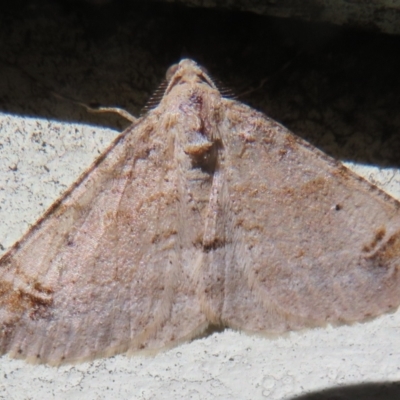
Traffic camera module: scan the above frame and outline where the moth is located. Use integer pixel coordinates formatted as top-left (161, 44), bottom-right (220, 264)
top-left (1, 59), bottom-right (400, 365)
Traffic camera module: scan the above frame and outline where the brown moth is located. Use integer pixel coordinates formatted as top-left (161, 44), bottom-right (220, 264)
top-left (1, 59), bottom-right (400, 365)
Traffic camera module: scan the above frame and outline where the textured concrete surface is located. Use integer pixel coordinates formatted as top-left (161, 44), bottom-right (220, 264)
top-left (0, 1), bottom-right (400, 399)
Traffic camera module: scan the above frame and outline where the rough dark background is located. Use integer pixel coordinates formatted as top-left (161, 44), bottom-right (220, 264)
top-left (145, 0), bottom-right (400, 35)
top-left (1, 0), bottom-right (400, 164)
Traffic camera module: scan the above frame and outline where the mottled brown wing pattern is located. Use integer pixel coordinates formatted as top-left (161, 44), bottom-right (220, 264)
top-left (219, 100), bottom-right (400, 332)
top-left (1, 58), bottom-right (400, 365)
top-left (0, 111), bottom-right (208, 364)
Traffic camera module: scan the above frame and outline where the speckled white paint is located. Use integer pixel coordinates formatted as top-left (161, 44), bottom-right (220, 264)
top-left (0, 112), bottom-right (399, 400)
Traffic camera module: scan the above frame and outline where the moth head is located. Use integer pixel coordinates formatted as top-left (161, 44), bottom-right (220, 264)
top-left (142, 59), bottom-right (218, 115)
top-left (165, 59), bottom-right (217, 94)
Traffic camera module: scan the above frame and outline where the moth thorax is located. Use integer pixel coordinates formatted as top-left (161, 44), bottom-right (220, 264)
top-left (184, 130), bottom-right (219, 174)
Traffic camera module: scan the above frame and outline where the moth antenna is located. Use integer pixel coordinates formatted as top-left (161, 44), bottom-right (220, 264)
top-left (213, 78), bottom-right (235, 99)
top-left (141, 79), bottom-right (168, 114)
